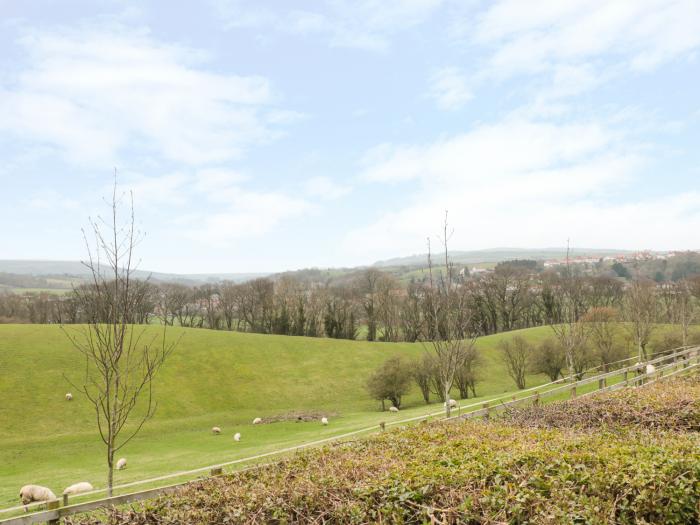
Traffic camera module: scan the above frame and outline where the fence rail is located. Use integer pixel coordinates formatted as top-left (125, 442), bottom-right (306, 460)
top-left (2, 345), bottom-right (698, 525)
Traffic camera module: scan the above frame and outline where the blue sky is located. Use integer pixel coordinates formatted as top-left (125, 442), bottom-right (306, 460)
top-left (0, 0), bottom-right (699, 273)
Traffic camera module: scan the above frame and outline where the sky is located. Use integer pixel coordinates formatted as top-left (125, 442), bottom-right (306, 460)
top-left (0, 0), bottom-right (699, 274)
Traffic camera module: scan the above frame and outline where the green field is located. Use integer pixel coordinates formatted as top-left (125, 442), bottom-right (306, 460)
top-left (0, 324), bottom-right (570, 508)
top-left (0, 322), bottom-right (690, 511)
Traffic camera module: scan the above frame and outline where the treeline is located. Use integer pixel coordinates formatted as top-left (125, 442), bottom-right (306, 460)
top-left (2, 266), bottom-right (700, 342)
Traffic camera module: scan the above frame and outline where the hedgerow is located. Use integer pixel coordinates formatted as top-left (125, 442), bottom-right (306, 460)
top-left (501, 374), bottom-right (700, 431)
top-left (69, 374), bottom-right (700, 525)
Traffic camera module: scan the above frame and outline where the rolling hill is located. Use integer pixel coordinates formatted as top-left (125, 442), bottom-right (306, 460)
top-left (0, 324), bottom-right (559, 507)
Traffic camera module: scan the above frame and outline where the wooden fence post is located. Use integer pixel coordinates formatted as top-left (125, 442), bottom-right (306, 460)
top-left (379, 421), bottom-right (386, 432)
top-left (210, 467), bottom-right (223, 477)
top-left (46, 499), bottom-right (60, 525)
top-left (63, 493), bottom-right (69, 507)
top-left (482, 403), bottom-right (490, 421)
top-left (623, 370), bottom-right (628, 384)
top-left (533, 391), bottom-right (539, 406)
top-left (570, 385), bottom-right (577, 399)
top-left (598, 378), bottom-right (606, 390)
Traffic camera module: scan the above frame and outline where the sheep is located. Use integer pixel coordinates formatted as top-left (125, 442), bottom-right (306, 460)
top-left (233, 432), bottom-right (241, 441)
top-left (252, 417), bottom-right (262, 425)
top-left (443, 399), bottom-right (458, 408)
top-left (211, 426), bottom-right (221, 435)
top-left (321, 417), bottom-right (329, 425)
top-left (116, 458), bottom-right (127, 470)
top-left (65, 393), bottom-right (73, 401)
top-left (389, 406), bottom-right (399, 413)
top-left (19, 485), bottom-right (56, 506)
top-left (634, 362), bottom-right (645, 375)
top-left (62, 482), bottom-right (93, 496)
top-left (646, 363), bottom-right (656, 375)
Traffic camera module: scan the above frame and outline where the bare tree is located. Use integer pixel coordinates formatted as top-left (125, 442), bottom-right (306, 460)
top-left (623, 279), bottom-right (658, 361)
top-left (670, 280), bottom-right (696, 348)
top-left (424, 212), bottom-right (475, 417)
top-left (550, 241), bottom-right (589, 380)
top-left (64, 181), bottom-right (178, 496)
top-left (584, 307), bottom-right (626, 371)
top-left (499, 336), bottom-right (530, 389)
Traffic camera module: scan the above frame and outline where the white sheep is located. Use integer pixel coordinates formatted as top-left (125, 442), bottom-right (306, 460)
top-left (252, 417), bottom-right (262, 425)
top-left (19, 485), bottom-right (56, 506)
top-left (62, 482), bottom-right (93, 496)
top-left (211, 426), bottom-right (221, 435)
top-left (646, 363), bottom-right (656, 374)
top-left (116, 458), bottom-right (127, 470)
top-left (444, 399), bottom-right (458, 408)
top-left (321, 417), bottom-right (329, 425)
top-left (233, 432), bottom-right (241, 441)
top-left (389, 406), bottom-right (399, 413)
top-left (65, 393), bottom-right (73, 401)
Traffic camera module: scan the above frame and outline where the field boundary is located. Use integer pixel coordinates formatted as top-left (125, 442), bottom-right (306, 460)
top-left (2, 345), bottom-right (698, 525)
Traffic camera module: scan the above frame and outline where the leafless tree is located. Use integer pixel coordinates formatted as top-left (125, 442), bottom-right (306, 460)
top-left (424, 212), bottom-right (475, 417)
top-left (499, 335), bottom-right (531, 389)
top-left (584, 306), bottom-right (626, 371)
top-left (623, 278), bottom-right (658, 361)
top-left (63, 180), bottom-right (178, 496)
top-left (669, 280), bottom-right (696, 348)
top-left (550, 242), bottom-right (589, 380)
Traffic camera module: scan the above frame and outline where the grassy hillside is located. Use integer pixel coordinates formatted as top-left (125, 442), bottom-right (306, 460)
top-left (0, 324), bottom-right (567, 508)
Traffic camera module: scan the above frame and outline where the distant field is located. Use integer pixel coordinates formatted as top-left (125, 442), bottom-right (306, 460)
top-left (0, 324), bottom-right (572, 507)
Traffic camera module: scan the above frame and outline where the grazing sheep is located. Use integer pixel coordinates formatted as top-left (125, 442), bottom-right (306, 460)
top-left (19, 485), bottom-right (56, 506)
top-left (321, 417), bottom-right (329, 425)
top-left (252, 417), bottom-right (262, 425)
top-left (65, 393), bottom-right (73, 401)
top-left (646, 363), bottom-right (656, 374)
top-left (62, 482), bottom-right (93, 496)
top-left (444, 399), bottom-right (458, 408)
top-left (634, 362), bottom-right (645, 375)
top-left (233, 432), bottom-right (241, 441)
top-left (116, 458), bottom-right (127, 470)
top-left (389, 406), bottom-right (399, 413)
top-left (211, 426), bottom-right (221, 435)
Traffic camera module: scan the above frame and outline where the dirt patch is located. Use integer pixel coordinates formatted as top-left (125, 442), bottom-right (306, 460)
top-left (260, 411), bottom-right (339, 424)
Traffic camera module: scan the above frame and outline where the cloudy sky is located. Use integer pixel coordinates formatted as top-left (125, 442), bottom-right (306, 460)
top-left (1, 0), bottom-right (699, 273)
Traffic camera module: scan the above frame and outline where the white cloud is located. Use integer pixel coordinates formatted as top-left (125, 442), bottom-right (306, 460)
top-left (472, 0), bottom-right (700, 73)
top-left (115, 170), bottom-right (313, 243)
top-left (212, 0), bottom-right (444, 52)
top-left (342, 117), bottom-right (698, 261)
top-left (427, 67), bottom-right (472, 110)
top-left (303, 176), bottom-right (352, 200)
top-left (0, 28), bottom-right (289, 167)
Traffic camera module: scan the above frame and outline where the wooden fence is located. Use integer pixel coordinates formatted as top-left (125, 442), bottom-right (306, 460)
top-left (1, 345), bottom-right (698, 525)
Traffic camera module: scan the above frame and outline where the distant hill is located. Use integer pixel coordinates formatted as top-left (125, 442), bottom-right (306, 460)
top-left (373, 248), bottom-right (637, 268)
top-left (0, 260), bottom-right (268, 288)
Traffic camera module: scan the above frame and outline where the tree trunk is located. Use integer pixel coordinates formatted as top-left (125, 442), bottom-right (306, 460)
top-left (444, 383), bottom-right (451, 418)
top-left (107, 447), bottom-right (114, 497)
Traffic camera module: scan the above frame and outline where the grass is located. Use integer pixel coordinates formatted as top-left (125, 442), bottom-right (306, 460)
top-left (68, 374), bottom-right (700, 525)
top-left (0, 323), bottom-right (566, 509)
top-left (0, 322), bottom-right (693, 512)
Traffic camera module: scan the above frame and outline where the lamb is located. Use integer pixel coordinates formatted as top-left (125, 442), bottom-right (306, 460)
top-left (389, 406), bottom-right (399, 413)
top-left (321, 417), bottom-right (329, 425)
top-left (233, 432), bottom-right (241, 441)
top-left (444, 399), bottom-right (458, 408)
top-left (116, 458), bottom-right (127, 470)
top-left (211, 426), bottom-right (221, 435)
top-left (646, 363), bottom-right (656, 374)
top-left (19, 485), bottom-right (56, 506)
top-left (65, 393), bottom-right (73, 401)
top-left (252, 417), bottom-right (262, 425)
top-left (62, 482), bottom-right (93, 496)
